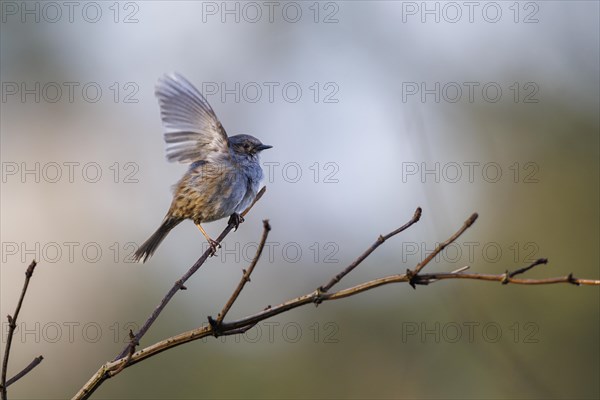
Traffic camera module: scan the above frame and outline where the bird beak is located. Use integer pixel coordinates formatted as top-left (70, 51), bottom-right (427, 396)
top-left (257, 144), bottom-right (273, 151)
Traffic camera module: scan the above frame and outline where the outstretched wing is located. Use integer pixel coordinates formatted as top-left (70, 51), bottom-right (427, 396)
top-left (155, 72), bottom-right (229, 163)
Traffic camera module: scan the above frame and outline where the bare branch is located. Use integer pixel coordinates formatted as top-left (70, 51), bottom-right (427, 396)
top-left (71, 260), bottom-right (599, 396)
top-left (215, 220), bottom-right (271, 327)
top-left (72, 209), bottom-right (599, 399)
top-left (411, 212), bottom-right (478, 276)
top-left (504, 258), bottom-right (548, 282)
top-left (320, 207), bottom-right (422, 292)
top-left (410, 270), bottom-right (598, 286)
top-left (1, 260), bottom-right (41, 399)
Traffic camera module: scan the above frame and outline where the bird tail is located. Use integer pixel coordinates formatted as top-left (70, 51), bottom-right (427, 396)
top-left (133, 216), bottom-right (182, 263)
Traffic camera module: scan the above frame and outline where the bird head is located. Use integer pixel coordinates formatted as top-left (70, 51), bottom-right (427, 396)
top-left (229, 134), bottom-right (272, 158)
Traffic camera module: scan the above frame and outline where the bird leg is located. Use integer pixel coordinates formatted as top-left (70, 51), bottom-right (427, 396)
top-left (195, 223), bottom-right (220, 256)
top-left (228, 213), bottom-right (245, 231)
top-left (229, 213), bottom-right (244, 231)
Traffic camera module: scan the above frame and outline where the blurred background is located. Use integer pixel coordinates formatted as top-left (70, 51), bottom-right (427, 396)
top-left (1, 1), bottom-right (598, 399)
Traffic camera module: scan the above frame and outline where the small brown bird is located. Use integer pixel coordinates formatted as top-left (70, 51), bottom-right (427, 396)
top-left (133, 73), bottom-right (272, 263)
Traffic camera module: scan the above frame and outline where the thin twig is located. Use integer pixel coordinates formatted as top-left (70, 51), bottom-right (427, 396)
top-left (320, 207), bottom-right (422, 292)
top-left (411, 212), bottom-right (478, 276)
top-left (1, 260), bottom-right (40, 400)
top-left (109, 330), bottom-right (138, 377)
top-left (505, 258), bottom-right (548, 281)
top-left (114, 187), bottom-right (266, 361)
top-left (218, 323), bottom-right (258, 336)
top-left (409, 271), bottom-right (598, 286)
top-left (5, 356), bottom-right (43, 388)
top-left (215, 220), bottom-right (271, 326)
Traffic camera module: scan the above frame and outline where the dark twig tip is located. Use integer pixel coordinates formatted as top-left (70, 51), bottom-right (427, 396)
top-left (263, 219), bottom-right (271, 231)
top-left (467, 213), bottom-right (479, 226)
top-left (25, 260), bottom-right (37, 277)
top-left (414, 207), bottom-right (422, 221)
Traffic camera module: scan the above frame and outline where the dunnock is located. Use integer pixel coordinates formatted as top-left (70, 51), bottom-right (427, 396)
top-left (133, 73), bottom-right (272, 263)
